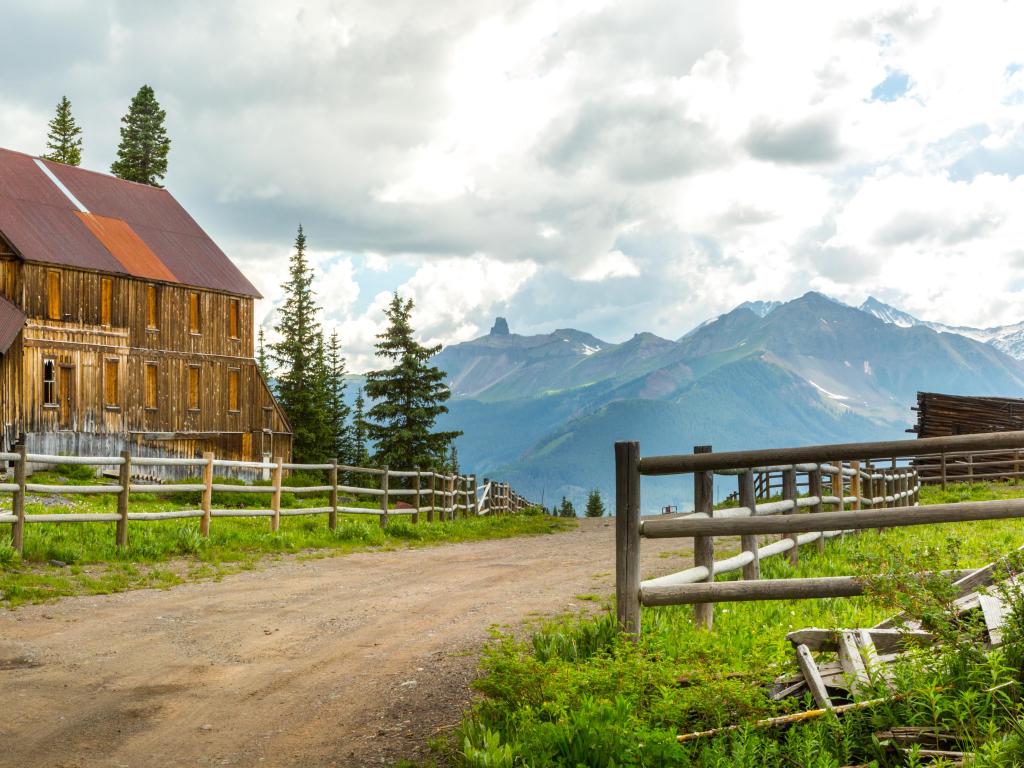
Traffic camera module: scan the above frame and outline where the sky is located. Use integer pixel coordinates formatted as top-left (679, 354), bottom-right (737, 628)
top-left (2, 0), bottom-right (1024, 370)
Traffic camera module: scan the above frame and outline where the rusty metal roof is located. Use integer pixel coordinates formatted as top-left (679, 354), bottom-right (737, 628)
top-left (0, 147), bottom-right (260, 297)
top-left (0, 295), bottom-right (26, 354)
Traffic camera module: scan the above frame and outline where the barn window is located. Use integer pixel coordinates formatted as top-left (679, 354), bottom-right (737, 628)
top-left (188, 365), bottom-right (200, 410)
top-left (146, 284), bottom-right (158, 330)
top-left (101, 277), bottom-right (113, 325)
top-left (103, 359), bottom-right (119, 408)
top-left (145, 363), bottom-right (158, 409)
top-left (229, 299), bottom-right (240, 339)
top-left (47, 270), bottom-right (61, 320)
top-left (43, 359), bottom-right (57, 406)
top-left (228, 368), bottom-right (240, 411)
top-left (189, 292), bottom-right (201, 334)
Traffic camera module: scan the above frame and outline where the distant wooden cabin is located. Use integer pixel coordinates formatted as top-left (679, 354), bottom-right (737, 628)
top-left (910, 391), bottom-right (1024, 437)
top-left (0, 147), bottom-right (291, 470)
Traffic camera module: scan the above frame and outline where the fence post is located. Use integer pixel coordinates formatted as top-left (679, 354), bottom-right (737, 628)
top-left (428, 472), bottom-right (436, 523)
top-left (782, 467), bottom-right (798, 567)
top-left (270, 456), bottom-right (283, 532)
top-left (200, 451), bottom-right (214, 537)
top-left (809, 465), bottom-right (824, 554)
top-left (116, 450), bottom-right (131, 548)
top-left (614, 441), bottom-right (641, 636)
top-left (693, 445), bottom-right (715, 629)
top-left (738, 469), bottom-right (759, 579)
top-left (940, 452), bottom-right (947, 489)
top-left (413, 468), bottom-right (421, 524)
top-left (471, 474), bottom-right (478, 515)
top-left (379, 466), bottom-right (390, 528)
top-left (967, 453), bottom-right (974, 483)
top-left (851, 461), bottom-right (861, 512)
top-left (11, 444), bottom-right (26, 554)
top-left (329, 458), bottom-right (338, 531)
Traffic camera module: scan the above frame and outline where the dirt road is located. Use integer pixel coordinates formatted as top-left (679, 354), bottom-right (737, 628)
top-left (0, 519), bottom-right (690, 767)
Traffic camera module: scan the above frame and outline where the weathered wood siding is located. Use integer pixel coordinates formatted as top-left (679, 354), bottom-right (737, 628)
top-left (0, 259), bottom-right (291, 466)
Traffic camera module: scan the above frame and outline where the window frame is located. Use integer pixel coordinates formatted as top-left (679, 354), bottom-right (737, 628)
top-left (187, 365), bottom-right (201, 411)
top-left (144, 361), bottom-right (159, 411)
top-left (100, 277), bottom-right (113, 326)
top-left (228, 299), bottom-right (240, 339)
top-left (42, 358), bottom-right (58, 407)
top-left (46, 269), bottom-right (61, 321)
top-left (103, 357), bottom-right (120, 410)
top-left (188, 291), bottom-right (201, 335)
top-left (227, 367), bottom-right (240, 412)
top-left (146, 284), bottom-right (159, 331)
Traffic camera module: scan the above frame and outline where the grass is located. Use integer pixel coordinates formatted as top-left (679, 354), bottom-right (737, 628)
top-left (437, 482), bottom-right (1024, 767)
top-left (0, 466), bottom-right (573, 607)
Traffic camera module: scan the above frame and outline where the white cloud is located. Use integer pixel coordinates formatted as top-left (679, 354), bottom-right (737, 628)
top-left (4, 0), bottom-right (1024, 343)
top-left (578, 250), bottom-right (640, 281)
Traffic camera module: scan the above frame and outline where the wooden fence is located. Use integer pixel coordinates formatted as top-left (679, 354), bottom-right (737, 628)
top-left (0, 447), bottom-right (534, 554)
top-left (615, 430), bottom-right (1024, 635)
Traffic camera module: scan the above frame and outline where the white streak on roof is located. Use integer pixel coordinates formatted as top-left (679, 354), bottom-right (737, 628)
top-left (33, 159), bottom-right (89, 213)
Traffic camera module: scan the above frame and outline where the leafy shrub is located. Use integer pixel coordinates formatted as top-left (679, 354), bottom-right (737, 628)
top-left (332, 520), bottom-right (384, 545)
top-left (0, 537), bottom-right (20, 567)
top-left (52, 463), bottom-right (99, 482)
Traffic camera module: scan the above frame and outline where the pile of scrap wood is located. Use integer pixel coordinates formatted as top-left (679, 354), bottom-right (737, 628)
top-left (772, 556), bottom-right (1018, 708)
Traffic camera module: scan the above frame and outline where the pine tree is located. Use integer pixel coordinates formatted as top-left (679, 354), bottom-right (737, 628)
top-left (352, 387), bottom-right (369, 466)
top-left (364, 292), bottom-right (461, 470)
top-left (448, 443), bottom-right (459, 475)
top-left (584, 490), bottom-right (606, 518)
top-left (43, 96), bottom-right (83, 166)
top-left (256, 327), bottom-right (271, 382)
top-left (325, 330), bottom-right (352, 462)
top-left (110, 84), bottom-right (171, 186)
top-left (558, 497), bottom-right (576, 518)
top-left (270, 225), bottom-right (325, 463)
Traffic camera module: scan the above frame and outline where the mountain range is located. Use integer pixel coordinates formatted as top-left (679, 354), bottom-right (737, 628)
top-left (433, 293), bottom-right (1024, 513)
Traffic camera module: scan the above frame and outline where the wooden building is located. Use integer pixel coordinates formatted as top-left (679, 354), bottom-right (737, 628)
top-left (0, 147), bottom-right (291, 470)
top-left (910, 391), bottom-right (1024, 438)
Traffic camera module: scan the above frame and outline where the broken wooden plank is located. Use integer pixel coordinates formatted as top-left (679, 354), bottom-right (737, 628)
top-left (978, 593), bottom-right (1010, 646)
top-left (786, 627), bottom-right (934, 654)
top-left (769, 679), bottom-right (806, 701)
top-left (837, 630), bottom-right (869, 694)
top-left (795, 644), bottom-right (832, 709)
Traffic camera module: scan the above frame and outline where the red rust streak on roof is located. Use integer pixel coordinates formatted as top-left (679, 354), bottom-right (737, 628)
top-left (75, 213), bottom-right (178, 284)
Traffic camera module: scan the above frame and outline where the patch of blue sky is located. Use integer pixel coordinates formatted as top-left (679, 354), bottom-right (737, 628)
top-left (869, 70), bottom-right (910, 102)
top-left (341, 256), bottom-right (418, 318)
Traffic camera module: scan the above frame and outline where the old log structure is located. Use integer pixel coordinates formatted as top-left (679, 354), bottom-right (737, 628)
top-left (0, 147), bottom-right (291, 473)
top-left (911, 392), bottom-right (1024, 484)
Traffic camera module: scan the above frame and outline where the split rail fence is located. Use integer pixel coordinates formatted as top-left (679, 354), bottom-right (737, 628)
top-left (0, 447), bottom-right (534, 554)
top-left (615, 430), bottom-right (1024, 635)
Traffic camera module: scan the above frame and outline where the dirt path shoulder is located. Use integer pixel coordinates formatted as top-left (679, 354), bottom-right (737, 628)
top-left (0, 519), bottom-right (691, 767)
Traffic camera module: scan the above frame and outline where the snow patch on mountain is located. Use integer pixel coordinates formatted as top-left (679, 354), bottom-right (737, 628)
top-left (859, 296), bottom-right (1024, 361)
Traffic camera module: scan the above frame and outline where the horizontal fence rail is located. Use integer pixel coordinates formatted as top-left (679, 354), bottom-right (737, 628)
top-left (615, 430), bottom-right (1024, 636)
top-left (0, 446), bottom-right (536, 554)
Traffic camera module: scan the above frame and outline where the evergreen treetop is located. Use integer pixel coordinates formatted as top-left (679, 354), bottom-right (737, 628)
top-left (43, 96), bottom-right (83, 166)
top-left (325, 330), bottom-right (353, 463)
top-left (364, 292), bottom-right (461, 470)
top-left (584, 490), bottom-right (606, 518)
top-left (270, 225), bottom-right (327, 463)
top-left (110, 84), bottom-right (171, 187)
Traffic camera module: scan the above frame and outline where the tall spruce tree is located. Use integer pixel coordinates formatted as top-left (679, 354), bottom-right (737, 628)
top-left (43, 96), bottom-right (83, 166)
top-left (270, 225), bottom-right (325, 463)
top-left (110, 84), bottom-right (171, 186)
top-left (256, 327), bottom-right (271, 382)
top-left (364, 292), bottom-right (460, 469)
top-left (325, 331), bottom-right (352, 462)
top-left (352, 388), bottom-right (369, 466)
top-left (584, 490), bottom-right (606, 518)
